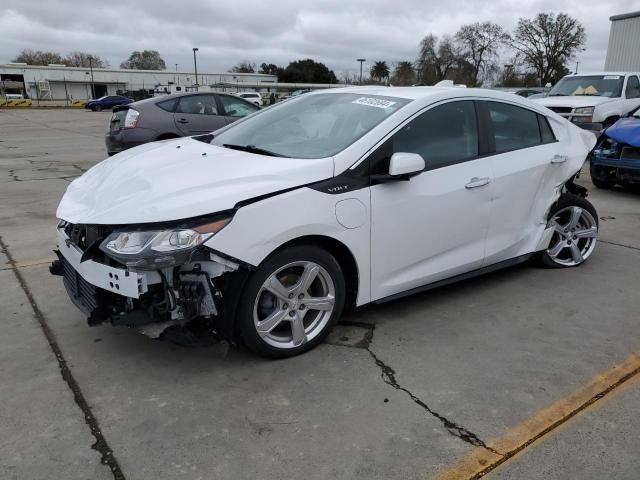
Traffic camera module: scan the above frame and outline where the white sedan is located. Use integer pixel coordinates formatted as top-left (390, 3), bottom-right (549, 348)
top-left (235, 91), bottom-right (263, 106)
top-left (52, 87), bottom-right (598, 358)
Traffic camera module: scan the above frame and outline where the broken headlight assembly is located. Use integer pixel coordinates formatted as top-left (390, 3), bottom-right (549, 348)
top-left (99, 217), bottom-right (231, 271)
top-left (593, 137), bottom-right (620, 158)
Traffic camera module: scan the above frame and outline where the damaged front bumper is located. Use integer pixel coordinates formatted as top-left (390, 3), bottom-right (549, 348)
top-left (50, 225), bottom-right (248, 341)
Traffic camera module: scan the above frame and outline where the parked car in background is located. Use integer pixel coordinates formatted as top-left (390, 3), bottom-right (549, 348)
top-left (105, 92), bottom-right (260, 155)
top-left (54, 87), bottom-right (598, 358)
top-left (279, 89), bottom-right (312, 102)
top-left (235, 91), bottom-right (263, 106)
top-left (86, 95), bottom-right (132, 112)
top-left (533, 72), bottom-right (640, 131)
top-left (590, 104), bottom-right (640, 190)
top-left (514, 88), bottom-right (546, 98)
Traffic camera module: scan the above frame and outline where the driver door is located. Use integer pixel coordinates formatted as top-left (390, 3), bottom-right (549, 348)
top-left (370, 100), bottom-right (493, 300)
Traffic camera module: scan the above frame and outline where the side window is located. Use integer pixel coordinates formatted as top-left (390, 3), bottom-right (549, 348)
top-left (157, 98), bottom-right (178, 112)
top-left (538, 114), bottom-right (556, 143)
top-left (219, 95), bottom-right (260, 117)
top-left (391, 100), bottom-right (478, 171)
top-left (625, 76), bottom-right (640, 99)
top-left (487, 101), bottom-right (541, 153)
top-left (176, 95), bottom-right (218, 115)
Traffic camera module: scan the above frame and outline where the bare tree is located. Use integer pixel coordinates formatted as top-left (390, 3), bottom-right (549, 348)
top-left (455, 22), bottom-right (509, 86)
top-left (12, 49), bottom-right (65, 65)
top-left (229, 61), bottom-right (256, 73)
top-left (509, 12), bottom-right (585, 85)
top-left (64, 52), bottom-right (108, 68)
top-left (416, 34), bottom-right (459, 84)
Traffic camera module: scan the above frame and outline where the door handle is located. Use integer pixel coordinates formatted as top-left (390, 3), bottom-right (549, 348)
top-left (551, 154), bottom-right (568, 165)
top-left (177, 118), bottom-right (189, 124)
top-left (465, 177), bottom-right (490, 189)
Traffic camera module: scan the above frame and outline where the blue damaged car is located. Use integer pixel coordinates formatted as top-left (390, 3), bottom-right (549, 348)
top-left (590, 105), bottom-right (640, 189)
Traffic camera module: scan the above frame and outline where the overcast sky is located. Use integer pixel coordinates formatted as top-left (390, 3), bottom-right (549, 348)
top-left (0, 0), bottom-right (632, 77)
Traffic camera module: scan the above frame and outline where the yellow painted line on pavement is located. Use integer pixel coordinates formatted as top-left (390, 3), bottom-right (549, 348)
top-left (434, 352), bottom-right (640, 480)
top-left (0, 256), bottom-right (56, 271)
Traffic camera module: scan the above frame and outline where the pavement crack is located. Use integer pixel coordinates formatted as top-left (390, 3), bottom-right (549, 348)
top-left (599, 239), bottom-right (640, 252)
top-left (357, 322), bottom-right (503, 456)
top-left (0, 235), bottom-right (127, 480)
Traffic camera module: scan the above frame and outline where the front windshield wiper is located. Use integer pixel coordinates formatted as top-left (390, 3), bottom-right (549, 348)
top-left (222, 144), bottom-right (288, 158)
top-left (548, 93), bottom-right (566, 96)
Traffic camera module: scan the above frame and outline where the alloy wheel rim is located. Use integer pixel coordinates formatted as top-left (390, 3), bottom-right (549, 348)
top-left (546, 206), bottom-right (598, 266)
top-left (253, 261), bottom-right (336, 349)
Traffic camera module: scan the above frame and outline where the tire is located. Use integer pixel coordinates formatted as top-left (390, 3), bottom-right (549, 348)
top-left (538, 194), bottom-right (598, 268)
top-left (590, 166), bottom-right (613, 189)
top-left (237, 245), bottom-right (346, 358)
top-left (95, 105), bottom-right (103, 112)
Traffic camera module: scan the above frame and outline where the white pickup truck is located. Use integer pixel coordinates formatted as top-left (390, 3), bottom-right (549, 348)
top-left (533, 72), bottom-right (640, 131)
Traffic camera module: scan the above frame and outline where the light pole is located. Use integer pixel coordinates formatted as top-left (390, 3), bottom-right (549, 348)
top-left (192, 48), bottom-right (199, 91)
top-left (357, 58), bottom-right (366, 85)
top-left (88, 55), bottom-right (95, 99)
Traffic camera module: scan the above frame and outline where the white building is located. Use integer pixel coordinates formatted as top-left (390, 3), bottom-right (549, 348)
top-left (0, 63), bottom-right (277, 100)
top-left (605, 11), bottom-right (640, 71)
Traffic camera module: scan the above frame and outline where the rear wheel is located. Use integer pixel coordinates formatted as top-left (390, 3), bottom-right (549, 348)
top-left (95, 105), bottom-right (103, 112)
top-left (539, 194), bottom-right (598, 268)
top-left (237, 245), bottom-right (345, 358)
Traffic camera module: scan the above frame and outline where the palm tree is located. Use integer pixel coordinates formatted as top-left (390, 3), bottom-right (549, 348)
top-left (369, 61), bottom-right (390, 84)
top-left (392, 61), bottom-right (416, 86)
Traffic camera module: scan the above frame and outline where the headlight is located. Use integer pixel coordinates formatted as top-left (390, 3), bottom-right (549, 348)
top-left (100, 217), bottom-right (231, 270)
top-left (572, 107), bottom-right (594, 123)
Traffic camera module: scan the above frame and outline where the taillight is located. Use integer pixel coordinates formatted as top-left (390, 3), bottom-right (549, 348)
top-left (124, 109), bottom-right (140, 128)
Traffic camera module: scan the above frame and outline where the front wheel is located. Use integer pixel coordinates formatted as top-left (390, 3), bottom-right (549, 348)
top-left (237, 245), bottom-right (346, 358)
top-left (539, 194), bottom-right (598, 268)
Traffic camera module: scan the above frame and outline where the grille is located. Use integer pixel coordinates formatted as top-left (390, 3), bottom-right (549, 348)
top-left (65, 223), bottom-right (112, 251)
top-left (547, 107), bottom-right (572, 115)
top-left (62, 257), bottom-right (98, 315)
top-left (621, 147), bottom-right (640, 160)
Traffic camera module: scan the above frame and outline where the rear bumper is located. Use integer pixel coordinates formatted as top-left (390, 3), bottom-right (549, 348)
top-left (105, 127), bottom-right (157, 154)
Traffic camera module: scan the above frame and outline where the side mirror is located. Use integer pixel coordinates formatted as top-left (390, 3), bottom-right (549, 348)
top-left (389, 152), bottom-right (425, 176)
top-left (371, 152), bottom-right (425, 184)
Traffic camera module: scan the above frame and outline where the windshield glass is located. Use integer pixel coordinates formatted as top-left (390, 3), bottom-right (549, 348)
top-left (212, 92), bottom-right (411, 159)
top-left (548, 75), bottom-right (624, 98)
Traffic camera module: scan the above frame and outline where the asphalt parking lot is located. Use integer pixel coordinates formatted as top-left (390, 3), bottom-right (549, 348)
top-left (1, 108), bottom-right (640, 480)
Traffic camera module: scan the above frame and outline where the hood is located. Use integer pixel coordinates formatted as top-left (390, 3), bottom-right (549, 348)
top-left (604, 117), bottom-right (640, 147)
top-left (533, 96), bottom-right (614, 109)
top-left (57, 138), bottom-right (334, 225)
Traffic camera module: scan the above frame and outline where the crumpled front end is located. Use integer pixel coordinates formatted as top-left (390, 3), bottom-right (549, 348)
top-left (590, 119), bottom-right (640, 187)
top-left (50, 221), bottom-right (249, 342)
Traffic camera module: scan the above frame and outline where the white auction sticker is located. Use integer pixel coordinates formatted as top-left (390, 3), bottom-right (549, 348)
top-left (352, 97), bottom-right (396, 109)
top-left (604, 75), bottom-right (620, 80)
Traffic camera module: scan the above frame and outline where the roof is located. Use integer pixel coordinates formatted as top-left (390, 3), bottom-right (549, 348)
top-left (610, 11), bottom-right (640, 21)
top-left (564, 71), bottom-right (637, 76)
top-left (307, 86), bottom-right (554, 109)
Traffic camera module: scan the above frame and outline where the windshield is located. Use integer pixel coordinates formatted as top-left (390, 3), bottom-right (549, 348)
top-left (548, 75), bottom-right (624, 98)
top-left (211, 92), bottom-right (411, 159)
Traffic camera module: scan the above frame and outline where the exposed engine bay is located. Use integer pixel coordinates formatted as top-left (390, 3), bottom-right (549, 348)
top-left (50, 222), bottom-right (249, 344)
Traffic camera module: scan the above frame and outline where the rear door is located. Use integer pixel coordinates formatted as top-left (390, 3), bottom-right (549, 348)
top-left (217, 94), bottom-right (261, 124)
top-left (173, 95), bottom-right (227, 135)
top-left (481, 100), bottom-right (563, 264)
